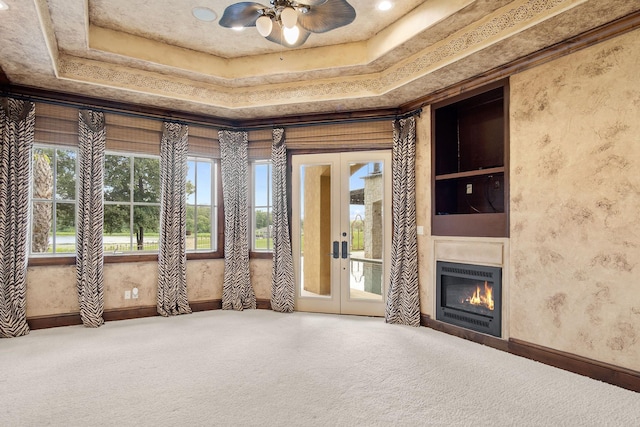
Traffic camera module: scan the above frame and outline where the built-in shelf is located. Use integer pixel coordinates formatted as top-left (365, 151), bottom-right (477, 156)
top-left (435, 166), bottom-right (505, 181)
top-left (431, 80), bottom-right (509, 238)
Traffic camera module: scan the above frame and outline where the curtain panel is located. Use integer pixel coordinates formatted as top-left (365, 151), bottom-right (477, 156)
top-left (270, 128), bottom-right (295, 313)
top-left (0, 98), bottom-right (35, 338)
top-left (76, 110), bottom-right (106, 328)
top-left (219, 130), bottom-right (255, 310)
top-left (157, 122), bottom-right (192, 316)
top-left (386, 116), bottom-right (420, 326)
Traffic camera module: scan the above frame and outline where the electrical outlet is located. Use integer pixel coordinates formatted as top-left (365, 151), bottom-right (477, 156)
top-left (132, 287), bottom-right (139, 299)
top-left (124, 290), bottom-right (131, 300)
top-left (466, 183), bottom-right (473, 194)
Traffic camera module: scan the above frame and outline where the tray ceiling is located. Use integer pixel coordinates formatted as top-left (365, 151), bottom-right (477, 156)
top-left (0, 0), bottom-right (638, 120)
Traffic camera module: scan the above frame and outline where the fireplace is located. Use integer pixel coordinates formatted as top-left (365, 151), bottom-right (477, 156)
top-left (436, 261), bottom-right (502, 337)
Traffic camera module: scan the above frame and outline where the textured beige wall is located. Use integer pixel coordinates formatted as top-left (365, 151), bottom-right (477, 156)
top-left (26, 258), bottom-right (273, 317)
top-left (250, 258), bottom-right (273, 300)
top-left (415, 110), bottom-right (433, 316)
top-left (26, 265), bottom-right (78, 317)
top-left (509, 28), bottom-right (640, 370)
top-left (414, 29), bottom-right (640, 371)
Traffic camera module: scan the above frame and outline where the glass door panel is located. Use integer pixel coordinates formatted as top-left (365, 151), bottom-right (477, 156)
top-left (293, 151), bottom-right (391, 316)
top-left (346, 161), bottom-right (384, 302)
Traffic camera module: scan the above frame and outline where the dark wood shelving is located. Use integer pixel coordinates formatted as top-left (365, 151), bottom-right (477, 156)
top-left (435, 166), bottom-right (505, 181)
top-left (431, 80), bottom-right (509, 237)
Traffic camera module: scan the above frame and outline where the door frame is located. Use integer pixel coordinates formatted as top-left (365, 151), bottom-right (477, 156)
top-left (291, 151), bottom-right (392, 316)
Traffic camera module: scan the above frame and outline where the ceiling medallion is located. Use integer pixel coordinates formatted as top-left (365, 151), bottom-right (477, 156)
top-left (219, 0), bottom-right (356, 47)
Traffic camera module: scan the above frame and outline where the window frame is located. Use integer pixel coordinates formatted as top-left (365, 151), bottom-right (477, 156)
top-left (29, 153), bottom-right (225, 266)
top-left (103, 150), bottom-right (162, 255)
top-left (29, 144), bottom-right (79, 258)
top-left (186, 156), bottom-right (219, 254)
top-left (250, 160), bottom-right (273, 255)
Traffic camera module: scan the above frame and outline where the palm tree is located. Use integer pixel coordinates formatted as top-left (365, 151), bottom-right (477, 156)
top-left (32, 151), bottom-right (53, 253)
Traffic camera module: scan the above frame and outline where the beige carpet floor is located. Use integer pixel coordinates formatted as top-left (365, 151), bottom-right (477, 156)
top-left (1, 310), bottom-right (639, 426)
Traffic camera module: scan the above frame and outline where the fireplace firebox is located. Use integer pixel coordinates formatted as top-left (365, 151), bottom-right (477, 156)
top-left (436, 261), bottom-right (502, 337)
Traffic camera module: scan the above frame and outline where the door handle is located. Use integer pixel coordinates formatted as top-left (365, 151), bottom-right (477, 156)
top-left (332, 241), bottom-right (339, 259)
top-left (341, 241), bottom-right (349, 259)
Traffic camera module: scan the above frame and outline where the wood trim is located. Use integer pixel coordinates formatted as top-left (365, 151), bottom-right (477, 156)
top-left (256, 298), bottom-right (272, 310)
top-left (28, 256), bottom-right (76, 266)
top-left (250, 251), bottom-right (273, 259)
top-left (509, 338), bottom-right (640, 393)
top-left (27, 298), bottom-right (272, 331)
top-left (28, 252), bottom-right (225, 266)
top-left (435, 166), bottom-right (504, 181)
top-left (432, 213), bottom-right (508, 238)
top-left (27, 312), bottom-right (82, 330)
top-left (401, 9), bottom-right (640, 113)
top-left (0, 65), bottom-right (9, 86)
top-left (103, 305), bottom-right (157, 322)
top-left (190, 300), bottom-right (223, 312)
top-left (420, 314), bottom-right (640, 393)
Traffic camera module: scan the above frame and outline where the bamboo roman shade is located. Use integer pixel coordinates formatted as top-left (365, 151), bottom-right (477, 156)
top-left (247, 129), bottom-right (272, 161)
top-left (189, 125), bottom-right (221, 158)
top-left (104, 113), bottom-right (162, 155)
top-left (34, 103), bottom-right (78, 147)
top-left (285, 120), bottom-right (394, 150)
top-left (34, 102), bottom-right (392, 156)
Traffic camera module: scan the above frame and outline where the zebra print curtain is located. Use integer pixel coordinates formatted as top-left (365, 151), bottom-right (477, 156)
top-left (77, 110), bottom-right (106, 328)
top-left (219, 130), bottom-right (255, 310)
top-left (385, 116), bottom-right (420, 326)
top-left (270, 128), bottom-right (295, 313)
top-left (0, 98), bottom-right (34, 338)
top-left (157, 122), bottom-right (192, 316)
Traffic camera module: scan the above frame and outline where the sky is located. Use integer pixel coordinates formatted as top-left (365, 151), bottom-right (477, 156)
top-left (186, 160), bottom-right (213, 205)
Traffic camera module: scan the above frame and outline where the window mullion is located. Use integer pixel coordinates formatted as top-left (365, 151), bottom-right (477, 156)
top-left (130, 156), bottom-right (134, 251)
top-left (51, 149), bottom-right (57, 253)
top-left (194, 161), bottom-right (198, 249)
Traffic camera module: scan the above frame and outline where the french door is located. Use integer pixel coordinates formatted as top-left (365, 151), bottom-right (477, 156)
top-left (292, 151), bottom-right (391, 316)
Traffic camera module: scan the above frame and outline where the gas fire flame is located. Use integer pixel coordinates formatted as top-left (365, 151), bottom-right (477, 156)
top-left (468, 281), bottom-right (494, 310)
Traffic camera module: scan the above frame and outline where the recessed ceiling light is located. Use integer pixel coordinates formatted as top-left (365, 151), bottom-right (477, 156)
top-left (0, 0), bottom-right (9, 11)
top-left (232, 26), bottom-right (244, 32)
top-left (192, 7), bottom-right (217, 22)
top-left (377, 1), bottom-right (393, 11)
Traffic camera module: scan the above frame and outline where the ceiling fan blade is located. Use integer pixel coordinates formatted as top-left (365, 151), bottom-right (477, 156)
top-left (219, 2), bottom-right (266, 28)
top-left (265, 26), bottom-right (311, 48)
top-left (297, 0), bottom-right (356, 33)
top-left (297, 0), bottom-right (328, 5)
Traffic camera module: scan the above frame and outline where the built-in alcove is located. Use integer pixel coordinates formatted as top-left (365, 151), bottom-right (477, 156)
top-left (432, 80), bottom-right (509, 237)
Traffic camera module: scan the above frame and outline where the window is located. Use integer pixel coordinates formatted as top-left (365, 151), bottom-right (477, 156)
top-left (103, 153), bottom-right (161, 253)
top-left (186, 158), bottom-right (218, 252)
top-left (251, 160), bottom-right (273, 251)
top-left (30, 146), bottom-right (78, 255)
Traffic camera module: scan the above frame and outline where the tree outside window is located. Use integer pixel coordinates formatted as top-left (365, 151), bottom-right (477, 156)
top-left (31, 146), bottom-right (78, 255)
top-left (103, 153), bottom-right (160, 253)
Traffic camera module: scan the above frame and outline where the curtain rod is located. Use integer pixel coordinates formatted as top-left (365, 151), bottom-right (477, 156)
top-left (2, 87), bottom-right (419, 131)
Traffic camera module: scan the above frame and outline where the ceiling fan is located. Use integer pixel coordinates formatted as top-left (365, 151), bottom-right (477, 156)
top-left (219, 0), bottom-right (356, 48)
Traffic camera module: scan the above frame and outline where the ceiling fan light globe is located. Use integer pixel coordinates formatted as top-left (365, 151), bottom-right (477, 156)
top-left (256, 15), bottom-right (273, 37)
top-left (283, 25), bottom-right (300, 45)
top-left (281, 7), bottom-right (298, 29)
